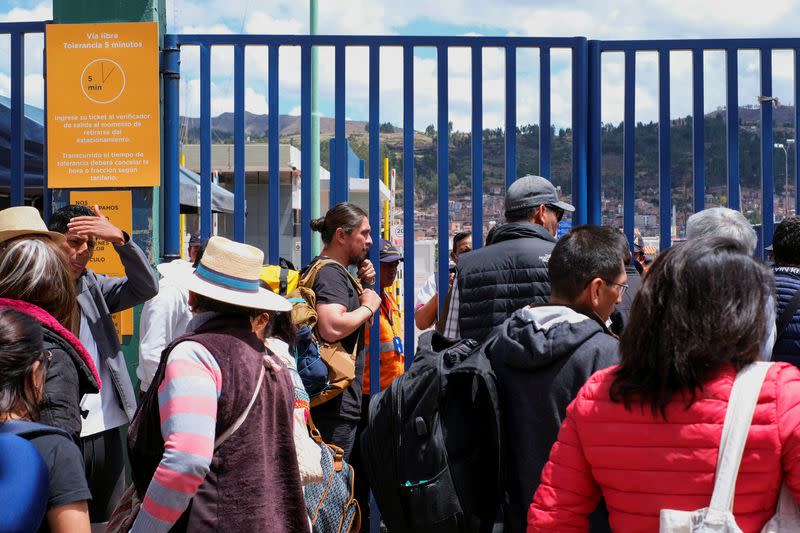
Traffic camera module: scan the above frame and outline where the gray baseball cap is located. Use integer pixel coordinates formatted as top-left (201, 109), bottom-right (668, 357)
top-left (504, 175), bottom-right (575, 216)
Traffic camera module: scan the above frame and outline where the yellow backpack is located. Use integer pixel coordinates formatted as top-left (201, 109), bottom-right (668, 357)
top-left (259, 258), bottom-right (300, 296)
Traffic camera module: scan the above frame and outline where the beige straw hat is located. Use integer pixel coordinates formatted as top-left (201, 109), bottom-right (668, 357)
top-left (164, 235), bottom-right (291, 312)
top-left (0, 206), bottom-right (65, 245)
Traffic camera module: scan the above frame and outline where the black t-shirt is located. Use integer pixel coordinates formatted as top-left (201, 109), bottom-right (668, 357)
top-left (310, 258), bottom-right (366, 422)
top-left (0, 420), bottom-right (91, 533)
top-left (31, 433), bottom-right (92, 512)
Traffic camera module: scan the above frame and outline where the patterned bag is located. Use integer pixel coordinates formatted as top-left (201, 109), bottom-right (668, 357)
top-left (304, 418), bottom-right (361, 533)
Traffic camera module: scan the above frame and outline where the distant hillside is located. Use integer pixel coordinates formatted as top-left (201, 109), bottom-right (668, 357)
top-left (180, 105), bottom-right (797, 209)
top-left (181, 112), bottom-right (372, 142)
top-left (182, 103), bottom-right (796, 144)
top-left (707, 104), bottom-right (796, 125)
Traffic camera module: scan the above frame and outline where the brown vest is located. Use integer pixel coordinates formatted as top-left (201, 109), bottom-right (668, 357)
top-left (128, 315), bottom-right (307, 532)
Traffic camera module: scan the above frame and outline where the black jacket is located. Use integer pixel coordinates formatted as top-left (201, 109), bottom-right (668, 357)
top-left (484, 305), bottom-right (619, 533)
top-left (0, 298), bottom-right (100, 443)
top-left (772, 266), bottom-right (800, 367)
top-left (609, 263), bottom-right (642, 336)
top-left (456, 222), bottom-right (555, 342)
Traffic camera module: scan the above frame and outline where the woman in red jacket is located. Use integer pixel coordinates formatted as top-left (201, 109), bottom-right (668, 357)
top-left (528, 237), bottom-right (800, 533)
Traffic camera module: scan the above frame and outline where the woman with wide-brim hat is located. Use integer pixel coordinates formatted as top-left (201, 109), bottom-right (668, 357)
top-left (125, 236), bottom-right (308, 533)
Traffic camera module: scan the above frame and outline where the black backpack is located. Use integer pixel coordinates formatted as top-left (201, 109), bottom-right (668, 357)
top-left (360, 331), bottom-right (503, 533)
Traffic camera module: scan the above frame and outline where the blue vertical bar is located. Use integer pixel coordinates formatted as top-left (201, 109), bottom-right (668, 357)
top-left (692, 48), bottom-right (705, 215)
top-left (334, 45), bottom-right (347, 205)
top-left (505, 46), bottom-right (517, 187)
top-left (366, 45), bottom-right (382, 533)
top-left (624, 50), bottom-right (636, 252)
top-left (796, 49), bottom-right (800, 216)
top-left (200, 44), bottom-right (212, 239)
top-left (573, 38), bottom-right (589, 225)
top-left (269, 46), bottom-right (280, 264)
top-left (727, 48), bottom-right (740, 210)
top-left (658, 49), bottom-right (671, 251)
top-left (540, 47), bottom-right (552, 179)
top-left (761, 48), bottom-right (774, 255)
top-left (301, 45), bottom-right (313, 266)
top-left (587, 40), bottom-right (602, 226)
top-left (10, 32), bottom-right (24, 206)
top-left (471, 46), bottom-right (484, 250)
top-left (403, 45), bottom-right (416, 364)
top-left (163, 34), bottom-right (181, 259)
top-left (437, 45), bottom-right (450, 312)
top-left (233, 44), bottom-right (246, 242)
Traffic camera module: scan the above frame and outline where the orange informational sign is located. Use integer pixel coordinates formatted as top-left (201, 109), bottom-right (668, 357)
top-left (47, 22), bottom-right (160, 188)
top-left (70, 190), bottom-right (134, 338)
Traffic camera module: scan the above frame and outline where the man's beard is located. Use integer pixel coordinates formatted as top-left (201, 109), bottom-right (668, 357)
top-left (350, 248), bottom-right (368, 265)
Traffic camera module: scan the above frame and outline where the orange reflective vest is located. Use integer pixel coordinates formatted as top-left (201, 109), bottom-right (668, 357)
top-left (363, 290), bottom-right (404, 394)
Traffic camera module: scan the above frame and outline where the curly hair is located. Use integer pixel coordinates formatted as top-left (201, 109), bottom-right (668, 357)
top-left (610, 237), bottom-right (774, 419)
top-left (772, 216), bottom-right (800, 265)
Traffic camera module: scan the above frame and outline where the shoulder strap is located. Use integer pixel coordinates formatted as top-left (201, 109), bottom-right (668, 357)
top-left (707, 362), bottom-right (772, 513)
top-left (301, 258), bottom-right (363, 296)
top-left (776, 289), bottom-right (800, 341)
top-left (214, 357), bottom-right (266, 449)
top-left (0, 419), bottom-right (73, 441)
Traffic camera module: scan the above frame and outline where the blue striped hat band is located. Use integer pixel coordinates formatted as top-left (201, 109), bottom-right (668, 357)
top-left (195, 263), bottom-right (260, 293)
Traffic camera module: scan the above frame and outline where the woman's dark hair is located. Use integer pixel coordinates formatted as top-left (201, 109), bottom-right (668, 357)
top-left (610, 237), bottom-right (774, 419)
top-left (0, 308), bottom-right (45, 421)
top-left (264, 311), bottom-right (297, 348)
top-left (191, 293), bottom-right (264, 319)
top-left (310, 202), bottom-right (367, 244)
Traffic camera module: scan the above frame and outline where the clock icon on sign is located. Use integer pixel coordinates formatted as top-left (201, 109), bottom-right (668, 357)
top-left (80, 58), bottom-right (126, 104)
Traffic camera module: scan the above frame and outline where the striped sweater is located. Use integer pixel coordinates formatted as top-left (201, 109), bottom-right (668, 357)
top-left (130, 340), bottom-right (222, 533)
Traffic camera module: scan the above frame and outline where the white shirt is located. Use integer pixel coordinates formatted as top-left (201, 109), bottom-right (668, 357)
top-left (415, 273), bottom-right (438, 311)
top-left (137, 260), bottom-right (194, 392)
top-left (79, 311), bottom-right (128, 437)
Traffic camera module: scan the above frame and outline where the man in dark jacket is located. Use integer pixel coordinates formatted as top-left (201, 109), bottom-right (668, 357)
top-left (443, 175), bottom-right (574, 342)
top-left (485, 225), bottom-right (628, 533)
top-left (771, 216), bottom-right (800, 367)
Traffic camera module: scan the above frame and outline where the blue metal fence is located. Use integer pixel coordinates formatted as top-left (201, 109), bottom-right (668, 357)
top-left (161, 35), bottom-right (589, 372)
top-left (2, 22), bottom-right (800, 532)
top-left (589, 39), bottom-right (800, 256)
top-left (0, 21), bottom-right (46, 209)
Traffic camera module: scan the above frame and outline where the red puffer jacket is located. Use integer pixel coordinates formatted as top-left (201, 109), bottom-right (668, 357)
top-left (528, 363), bottom-right (800, 533)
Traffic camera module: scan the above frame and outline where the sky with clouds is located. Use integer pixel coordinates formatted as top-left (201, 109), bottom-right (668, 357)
top-left (0, 0), bottom-right (799, 132)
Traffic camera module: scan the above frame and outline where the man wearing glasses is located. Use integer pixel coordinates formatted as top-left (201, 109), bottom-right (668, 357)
top-left (443, 174), bottom-right (574, 342)
top-left (484, 225), bottom-right (628, 533)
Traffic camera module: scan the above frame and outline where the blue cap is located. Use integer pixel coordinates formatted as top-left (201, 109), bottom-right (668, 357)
top-left (379, 238), bottom-right (403, 263)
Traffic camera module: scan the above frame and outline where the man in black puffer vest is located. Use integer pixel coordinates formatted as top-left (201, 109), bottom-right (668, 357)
top-left (443, 175), bottom-right (574, 342)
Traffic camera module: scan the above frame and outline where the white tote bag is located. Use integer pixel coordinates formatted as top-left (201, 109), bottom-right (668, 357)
top-left (659, 362), bottom-right (800, 532)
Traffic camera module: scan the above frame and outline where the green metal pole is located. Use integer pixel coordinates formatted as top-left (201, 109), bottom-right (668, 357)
top-left (310, 0), bottom-right (321, 256)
